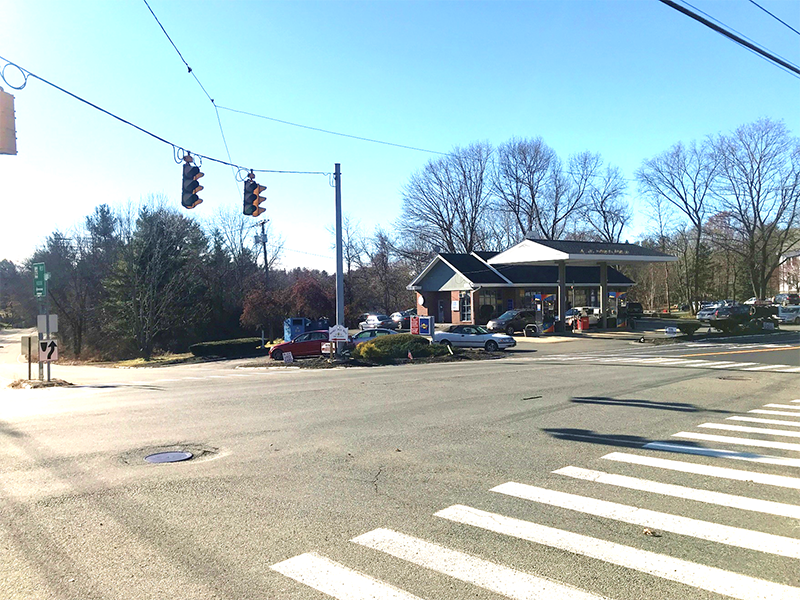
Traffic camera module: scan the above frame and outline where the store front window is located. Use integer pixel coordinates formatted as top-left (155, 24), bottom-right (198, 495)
top-left (459, 291), bottom-right (472, 323)
top-left (478, 290), bottom-right (502, 323)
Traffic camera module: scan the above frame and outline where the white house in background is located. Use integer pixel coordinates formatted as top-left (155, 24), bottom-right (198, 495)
top-left (778, 250), bottom-right (800, 294)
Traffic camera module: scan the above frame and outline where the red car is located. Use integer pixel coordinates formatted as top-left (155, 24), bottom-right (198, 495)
top-left (269, 330), bottom-right (351, 360)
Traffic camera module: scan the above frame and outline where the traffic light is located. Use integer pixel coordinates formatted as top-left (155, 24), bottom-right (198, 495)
top-left (181, 154), bottom-right (203, 209)
top-left (243, 171), bottom-right (266, 217)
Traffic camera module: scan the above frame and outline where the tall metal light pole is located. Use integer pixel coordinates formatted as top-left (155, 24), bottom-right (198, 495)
top-left (334, 164), bottom-right (345, 331)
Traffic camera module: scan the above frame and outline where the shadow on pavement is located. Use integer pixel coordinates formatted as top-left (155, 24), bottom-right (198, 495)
top-left (570, 396), bottom-right (731, 414)
top-left (542, 428), bottom-right (705, 450)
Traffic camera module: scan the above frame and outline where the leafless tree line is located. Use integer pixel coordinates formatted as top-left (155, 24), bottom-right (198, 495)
top-left (399, 137), bottom-right (633, 254)
top-left (637, 117), bottom-right (799, 304)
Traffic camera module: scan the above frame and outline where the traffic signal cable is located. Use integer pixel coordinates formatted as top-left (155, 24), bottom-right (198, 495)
top-left (0, 53), bottom-right (329, 176)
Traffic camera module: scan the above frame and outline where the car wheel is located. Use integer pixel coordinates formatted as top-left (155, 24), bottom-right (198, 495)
top-left (485, 340), bottom-right (499, 352)
top-left (440, 340), bottom-right (451, 347)
top-left (272, 350), bottom-right (283, 361)
top-left (505, 325), bottom-right (514, 336)
top-left (795, 316), bottom-right (800, 325)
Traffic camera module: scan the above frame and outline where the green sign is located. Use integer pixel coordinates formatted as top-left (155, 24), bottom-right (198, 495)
top-left (33, 262), bottom-right (46, 298)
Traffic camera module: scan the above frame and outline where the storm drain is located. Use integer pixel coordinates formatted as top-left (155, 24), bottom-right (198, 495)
top-left (144, 451), bottom-right (194, 464)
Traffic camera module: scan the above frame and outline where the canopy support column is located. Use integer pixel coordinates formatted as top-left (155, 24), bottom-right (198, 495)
top-left (558, 261), bottom-right (566, 331)
top-left (600, 261), bottom-right (608, 329)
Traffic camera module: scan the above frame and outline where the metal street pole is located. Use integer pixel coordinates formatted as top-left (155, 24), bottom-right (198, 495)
top-left (334, 163), bottom-right (345, 353)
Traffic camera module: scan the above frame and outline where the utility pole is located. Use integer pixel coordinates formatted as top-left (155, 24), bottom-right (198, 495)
top-left (334, 163), bottom-right (345, 353)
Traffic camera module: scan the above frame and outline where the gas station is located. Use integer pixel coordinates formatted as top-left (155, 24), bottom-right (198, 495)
top-left (408, 237), bottom-right (677, 332)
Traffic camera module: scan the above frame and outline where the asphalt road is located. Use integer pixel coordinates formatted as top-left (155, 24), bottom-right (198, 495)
top-left (1, 329), bottom-right (799, 600)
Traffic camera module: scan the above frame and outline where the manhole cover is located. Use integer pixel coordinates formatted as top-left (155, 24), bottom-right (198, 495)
top-left (144, 451), bottom-right (194, 464)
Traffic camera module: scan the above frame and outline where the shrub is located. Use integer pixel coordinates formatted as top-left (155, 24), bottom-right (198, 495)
top-left (189, 338), bottom-right (270, 358)
top-left (352, 333), bottom-right (449, 362)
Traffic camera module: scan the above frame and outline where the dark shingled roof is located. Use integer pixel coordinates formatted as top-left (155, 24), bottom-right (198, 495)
top-left (439, 253), bottom-right (507, 284)
top-left (524, 237), bottom-right (672, 258)
top-left (492, 264), bottom-right (634, 285)
top-left (473, 250), bottom-right (499, 261)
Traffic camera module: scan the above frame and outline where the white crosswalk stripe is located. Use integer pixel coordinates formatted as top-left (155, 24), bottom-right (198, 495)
top-left (749, 408), bottom-right (800, 417)
top-left (643, 440), bottom-right (800, 467)
top-left (490, 481), bottom-right (800, 558)
top-left (553, 465), bottom-right (800, 518)
top-left (698, 422), bottom-right (800, 438)
top-left (764, 403), bottom-right (800, 410)
top-left (271, 553), bottom-right (423, 600)
top-left (352, 528), bottom-right (609, 600)
top-left (727, 415), bottom-right (800, 427)
top-left (528, 353), bottom-right (797, 372)
top-left (271, 397), bottom-right (800, 600)
top-left (602, 451), bottom-right (800, 489)
top-left (673, 431), bottom-right (800, 453)
top-left (434, 505), bottom-right (800, 600)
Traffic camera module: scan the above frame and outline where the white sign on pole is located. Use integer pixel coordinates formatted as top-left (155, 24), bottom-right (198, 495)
top-left (37, 314), bottom-right (58, 333)
top-left (328, 324), bottom-right (349, 342)
top-left (321, 342), bottom-right (332, 354)
top-left (39, 339), bottom-right (58, 362)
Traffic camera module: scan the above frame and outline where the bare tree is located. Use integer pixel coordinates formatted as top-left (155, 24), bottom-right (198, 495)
top-left (712, 118), bottom-right (800, 298)
top-left (493, 137), bottom-right (556, 239)
top-left (582, 165), bottom-right (631, 243)
top-left (637, 140), bottom-right (718, 310)
top-left (492, 139), bottom-right (598, 240)
top-left (400, 142), bottom-right (493, 253)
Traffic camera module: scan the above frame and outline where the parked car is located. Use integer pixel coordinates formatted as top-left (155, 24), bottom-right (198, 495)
top-left (358, 314), bottom-right (398, 330)
top-left (390, 308), bottom-right (416, 329)
top-left (349, 328), bottom-right (398, 345)
top-left (432, 325), bottom-right (516, 351)
top-left (707, 304), bottom-right (754, 332)
top-left (696, 301), bottom-right (733, 323)
top-left (743, 297), bottom-right (770, 305)
top-left (625, 302), bottom-right (644, 316)
top-left (485, 309), bottom-right (538, 335)
top-left (564, 307), bottom-right (600, 328)
top-left (777, 305), bottom-right (800, 324)
top-left (773, 293), bottom-right (800, 306)
top-left (270, 330), bottom-right (343, 360)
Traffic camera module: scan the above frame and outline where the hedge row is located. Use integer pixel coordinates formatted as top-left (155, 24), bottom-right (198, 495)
top-left (189, 338), bottom-right (271, 357)
top-left (352, 333), bottom-right (450, 362)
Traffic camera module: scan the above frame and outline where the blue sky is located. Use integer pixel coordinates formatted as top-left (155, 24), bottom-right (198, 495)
top-left (1, 0), bottom-right (798, 272)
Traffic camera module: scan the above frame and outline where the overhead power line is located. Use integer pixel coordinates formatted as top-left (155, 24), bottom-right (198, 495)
top-left (747, 0), bottom-right (800, 37)
top-left (657, 0), bottom-right (800, 78)
top-left (143, 0), bottom-right (447, 158)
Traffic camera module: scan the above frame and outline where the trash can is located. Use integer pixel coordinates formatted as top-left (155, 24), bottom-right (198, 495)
top-left (577, 316), bottom-right (590, 331)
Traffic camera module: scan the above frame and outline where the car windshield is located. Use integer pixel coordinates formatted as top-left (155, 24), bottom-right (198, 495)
top-left (474, 326), bottom-right (489, 334)
top-left (497, 310), bottom-right (520, 319)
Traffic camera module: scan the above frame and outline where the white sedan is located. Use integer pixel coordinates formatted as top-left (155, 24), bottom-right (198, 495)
top-left (432, 325), bottom-right (516, 351)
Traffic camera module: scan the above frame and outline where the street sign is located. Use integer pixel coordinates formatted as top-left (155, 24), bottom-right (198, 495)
top-left (37, 314), bottom-right (58, 333)
top-left (20, 335), bottom-right (37, 357)
top-left (33, 262), bottom-right (46, 298)
top-left (328, 324), bottom-right (349, 342)
top-left (39, 339), bottom-right (58, 362)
